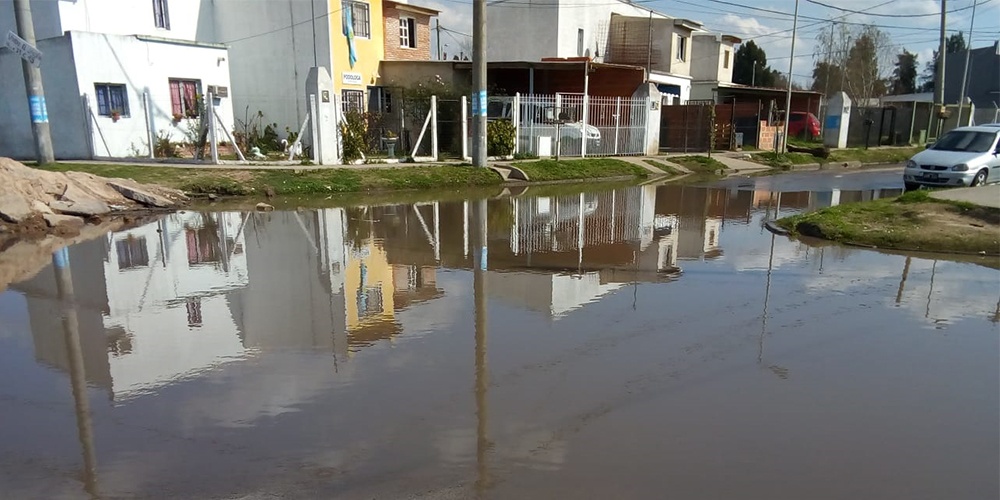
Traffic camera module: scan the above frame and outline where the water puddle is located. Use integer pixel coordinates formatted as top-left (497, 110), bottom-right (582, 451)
top-left (1, 172), bottom-right (997, 499)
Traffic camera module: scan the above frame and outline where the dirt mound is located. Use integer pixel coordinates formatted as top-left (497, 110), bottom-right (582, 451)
top-left (0, 158), bottom-right (187, 236)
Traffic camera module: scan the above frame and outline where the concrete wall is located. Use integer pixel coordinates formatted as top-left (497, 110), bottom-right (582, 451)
top-left (383, 4), bottom-right (433, 61)
top-left (487, 0), bottom-right (560, 61)
top-left (67, 31), bottom-right (233, 157)
top-left (213, 0), bottom-right (330, 135)
top-left (0, 0), bottom-right (214, 42)
top-left (691, 34), bottom-right (721, 81)
top-left (379, 60), bottom-right (468, 88)
top-left (0, 35), bottom-right (88, 159)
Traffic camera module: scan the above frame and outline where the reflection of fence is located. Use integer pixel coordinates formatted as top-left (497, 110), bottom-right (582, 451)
top-left (510, 186), bottom-right (654, 254)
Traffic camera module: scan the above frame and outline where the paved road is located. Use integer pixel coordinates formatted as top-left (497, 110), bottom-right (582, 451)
top-left (930, 184), bottom-right (1000, 208)
top-left (709, 165), bottom-right (904, 192)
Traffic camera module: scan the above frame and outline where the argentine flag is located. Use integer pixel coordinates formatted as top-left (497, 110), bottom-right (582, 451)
top-left (344, 7), bottom-right (357, 68)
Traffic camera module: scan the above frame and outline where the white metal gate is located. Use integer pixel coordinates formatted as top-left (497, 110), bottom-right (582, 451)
top-left (487, 93), bottom-right (649, 158)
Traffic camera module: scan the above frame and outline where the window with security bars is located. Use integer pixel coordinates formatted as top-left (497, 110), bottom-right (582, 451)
top-left (399, 17), bottom-right (416, 48)
top-left (342, 1), bottom-right (371, 38)
top-left (94, 83), bottom-right (130, 117)
top-left (153, 0), bottom-right (170, 29)
top-left (342, 90), bottom-right (364, 113)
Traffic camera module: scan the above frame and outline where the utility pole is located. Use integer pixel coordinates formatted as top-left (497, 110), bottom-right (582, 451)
top-left (471, 0), bottom-right (487, 166)
top-left (13, 0), bottom-right (55, 164)
top-left (752, 60), bottom-right (757, 87)
top-left (955, 0), bottom-right (977, 127)
top-left (839, 35), bottom-right (851, 98)
top-left (780, 0), bottom-right (800, 153)
top-left (933, 0), bottom-right (948, 135)
top-left (436, 19), bottom-right (442, 60)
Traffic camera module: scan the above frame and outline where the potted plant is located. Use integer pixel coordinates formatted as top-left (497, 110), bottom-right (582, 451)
top-left (172, 112), bottom-right (183, 123)
top-left (383, 130), bottom-right (398, 158)
top-left (111, 110), bottom-right (121, 123)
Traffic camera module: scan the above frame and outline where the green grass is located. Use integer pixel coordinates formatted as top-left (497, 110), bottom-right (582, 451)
top-left (777, 190), bottom-right (1000, 255)
top-left (36, 163), bottom-right (503, 196)
top-left (643, 159), bottom-right (682, 175)
top-left (667, 155), bottom-right (728, 174)
top-left (512, 159), bottom-right (648, 182)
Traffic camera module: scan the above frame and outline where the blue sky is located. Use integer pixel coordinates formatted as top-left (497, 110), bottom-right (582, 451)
top-left (425, 0), bottom-right (1000, 86)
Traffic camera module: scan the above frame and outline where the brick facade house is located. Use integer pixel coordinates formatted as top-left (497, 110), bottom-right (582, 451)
top-left (383, 1), bottom-right (438, 61)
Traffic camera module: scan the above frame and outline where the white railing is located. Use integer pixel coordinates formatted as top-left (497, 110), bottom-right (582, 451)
top-left (486, 93), bottom-right (650, 158)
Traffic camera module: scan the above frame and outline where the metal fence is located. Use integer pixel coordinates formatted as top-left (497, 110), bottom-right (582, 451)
top-left (486, 93), bottom-right (650, 158)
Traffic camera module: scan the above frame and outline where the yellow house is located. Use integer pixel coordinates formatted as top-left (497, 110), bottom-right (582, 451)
top-left (332, 0), bottom-right (385, 111)
top-left (344, 240), bottom-right (399, 348)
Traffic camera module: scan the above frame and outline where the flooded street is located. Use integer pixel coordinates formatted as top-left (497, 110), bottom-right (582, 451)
top-left (1, 170), bottom-right (997, 499)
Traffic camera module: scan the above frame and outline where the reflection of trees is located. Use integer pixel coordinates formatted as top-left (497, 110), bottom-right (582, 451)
top-left (345, 207), bottom-right (373, 250)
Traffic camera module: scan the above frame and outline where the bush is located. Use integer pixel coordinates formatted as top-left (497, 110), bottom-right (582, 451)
top-left (487, 119), bottom-right (515, 157)
top-left (341, 111), bottom-right (370, 162)
top-left (154, 130), bottom-right (178, 158)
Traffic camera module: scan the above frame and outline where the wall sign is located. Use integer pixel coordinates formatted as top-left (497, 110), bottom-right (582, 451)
top-left (342, 72), bottom-right (363, 85)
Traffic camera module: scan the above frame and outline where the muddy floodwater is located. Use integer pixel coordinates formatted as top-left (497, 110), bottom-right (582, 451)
top-left (1, 172), bottom-right (998, 499)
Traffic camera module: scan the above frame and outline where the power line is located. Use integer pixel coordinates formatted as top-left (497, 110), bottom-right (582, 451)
top-left (805, 0), bottom-right (987, 18)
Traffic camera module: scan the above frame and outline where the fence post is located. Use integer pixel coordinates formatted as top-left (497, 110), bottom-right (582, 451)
top-left (143, 91), bottom-right (154, 159)
top-left (461, 95), bottom-right (469, 160)
top-left (513, 92), bottom-right (520, 155)
top-left (581, 93), bottom-right (589, 157)
top-left (614, 97), bottom-right (621, 156)
top-left (81, 94), bottom-right (95, 159)
top-left (207, 91), bottom-right (219, 164)
top-left (430, 95), bottom-right (439, 160)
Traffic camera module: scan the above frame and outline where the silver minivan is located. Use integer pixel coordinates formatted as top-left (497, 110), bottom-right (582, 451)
top-left (903, 126), bottom-right (1000, 190)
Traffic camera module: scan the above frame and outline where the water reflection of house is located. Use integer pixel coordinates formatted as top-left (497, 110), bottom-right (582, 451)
top-left (17, 212), bottom-right (250, 400)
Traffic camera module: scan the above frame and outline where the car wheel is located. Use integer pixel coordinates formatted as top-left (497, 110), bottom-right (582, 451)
top-left (904, 182), bottom-right (921, 192)
top-left (971, 169), bottom-right (988, 187)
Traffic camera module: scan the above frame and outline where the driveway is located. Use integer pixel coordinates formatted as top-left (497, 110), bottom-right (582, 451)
top-left (930, 185), bottom-right (1000, 208)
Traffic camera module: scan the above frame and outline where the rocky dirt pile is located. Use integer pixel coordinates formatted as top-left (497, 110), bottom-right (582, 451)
top-left (0, 157), bottom-right (187, 237)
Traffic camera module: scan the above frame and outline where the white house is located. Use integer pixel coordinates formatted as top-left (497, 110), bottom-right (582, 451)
top-left (0, 0), bottom-right (233, 159)
top-left (486, 0), bottom-right (739, 103)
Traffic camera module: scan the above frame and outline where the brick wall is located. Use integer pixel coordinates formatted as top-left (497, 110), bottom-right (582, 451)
top-left (384, 5), bottom-right (432, 61)
top-left (757, 122), bottom-right (783, 152)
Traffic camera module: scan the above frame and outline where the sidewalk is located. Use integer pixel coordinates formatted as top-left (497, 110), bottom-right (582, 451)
top-left (930, 185), bottom-right (1000, 209)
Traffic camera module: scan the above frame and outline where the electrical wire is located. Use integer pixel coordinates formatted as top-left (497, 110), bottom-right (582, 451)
top-left (805, 0), bottom-right (987, 18)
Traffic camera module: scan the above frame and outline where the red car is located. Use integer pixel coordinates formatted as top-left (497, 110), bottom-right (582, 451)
top-left (787, 112), bottom-right (821, 139)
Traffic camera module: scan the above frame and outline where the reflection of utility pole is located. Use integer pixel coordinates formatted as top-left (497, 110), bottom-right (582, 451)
top-left (758, 233), bottom-right (776, 364)
top-left (925, 260), bottom-right (937, 319)
top-left (471, 198), bottom-right (491, 494)
top-left (53, 248), bottom-right (99, 497)
top-left (895, 256), bottom-right (912, 305)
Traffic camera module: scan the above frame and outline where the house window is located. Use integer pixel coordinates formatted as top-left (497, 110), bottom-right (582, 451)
top-left (342, 1), bottom-right (371, 38)
top-left (369, 86), bottom-right (392, 113)
top-left (342, 89), bottom-right (365, 113)
top-left (94, 83), bottom-right (130, 118)
top-left (676, 35), bottom-right (687, 61)
top-left (577, 28), bottom-right (584, 57)
top-left (116, 237), bottom-right (149, 269)
top-left (399, 17), bottom-right (416, 48)
top-left (152, 0), bottom-right (170, 29)
top-left (723, 50), bottom-right (730, 69)
top-left (168, 79), bottom-right (201, 118)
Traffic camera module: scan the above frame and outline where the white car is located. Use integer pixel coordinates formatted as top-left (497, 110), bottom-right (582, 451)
top-left (904, 126), bottom-right (1000, 190)
top-left (488, 100), bottom-right (601, 152)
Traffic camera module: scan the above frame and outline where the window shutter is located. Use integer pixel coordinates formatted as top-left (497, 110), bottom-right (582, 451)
top-left (169, 80), bottom-right (182, 116)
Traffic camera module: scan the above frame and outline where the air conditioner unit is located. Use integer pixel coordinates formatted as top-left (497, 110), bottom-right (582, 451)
top-left (207, 85), bottom-right (228, 98)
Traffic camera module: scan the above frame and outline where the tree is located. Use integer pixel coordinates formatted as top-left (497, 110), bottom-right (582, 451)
top-left (734, 41), bottom-right (776, 87)
top-left (920, 32), bottom-right (966, 92)
top-left (811, 21), bottom-right (852, 96)
top-left (890, 49), bottom-right (918, 95)
top-left (843, 25), bottom-right (894, 101)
